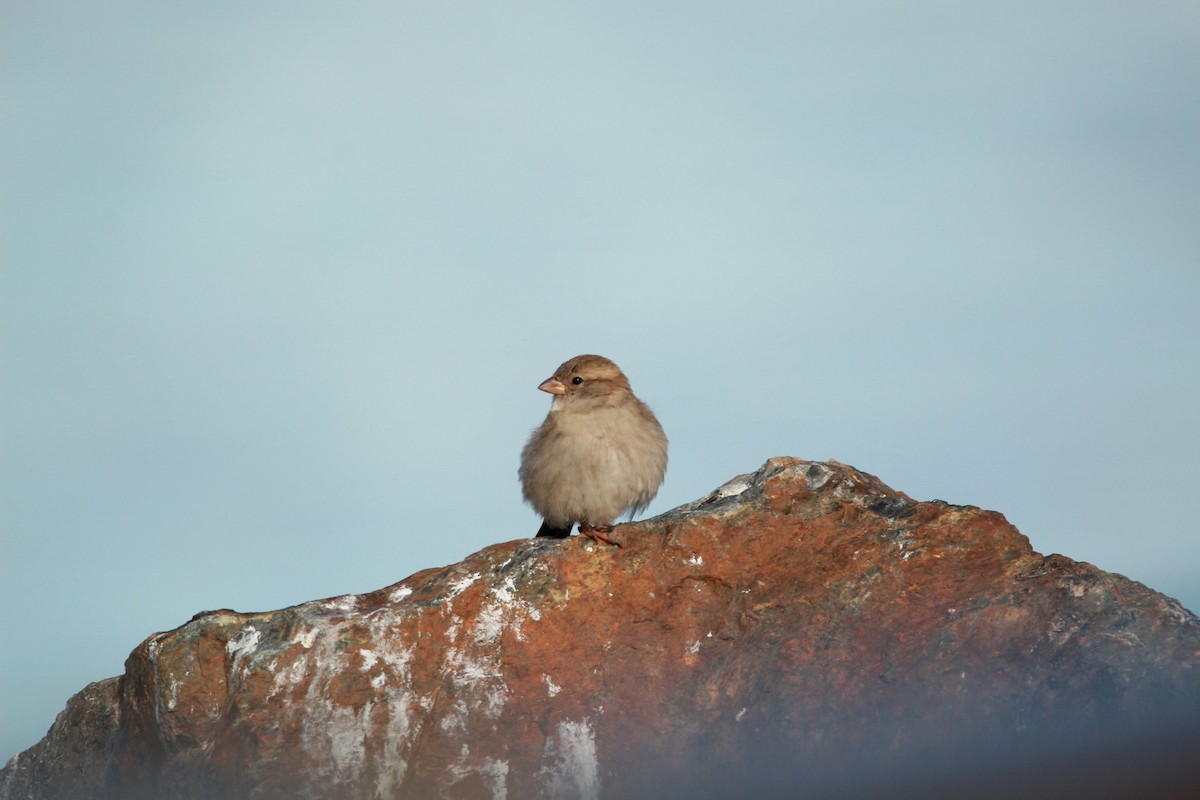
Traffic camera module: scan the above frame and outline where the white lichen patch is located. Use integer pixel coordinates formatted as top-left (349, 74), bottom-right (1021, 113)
top-left (293, 627), bottom-right (319, 649)
top-left (440, 699), bottom-right (472, 735)
top-left (687, 554), bottom-right (704, 566)
top-left (227, 625), bottom-right (262, 662)
top-left (440, 625), bottom-right (510, 726)
top-left (419, 570), bottom-right (553, 740)
top-left (287, 603), bottom-right (427, 797)
top-left (474, 576), bottom-right (543, 644)
top-left (446, 572), bottom-right (483, 599)
top-left (323, 595), bottom-right (360, 613)
top-left (233, 557), bottom-right (567, 797)
top-left (449, 745), bottom-right (510, 800)
top-left (271, 655), bottom-right (308, 698)
top-left (474, 603), bottom-right (506, 645)
top-left (477, 758), bottom-right (510, 800)
top-left (456, 662), bottom-right (499, 690)
top-left (492, 577), bottom-right (516, 605)
top-left (448, 649), bottom-right (505, 705)
top-left (375, 700), bottom-right (415, 796)
top-left (164, 675), bottom-right (180, 711)
top-left (540, 719), bottom-right (601, 800)
top-left (544, 674), bottom-right (561, 697)
top-left (369, 631), bottom-right (422, 797)
top-left (372, 637), bottom-right (417, 678)
top-left (327, 704), bottom-right (368, 781)
top-left (147, 633), bottom-right (168, 662)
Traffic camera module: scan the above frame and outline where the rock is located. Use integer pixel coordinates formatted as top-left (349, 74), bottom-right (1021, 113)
top-left (3, 458), bottom-right (1199, 799)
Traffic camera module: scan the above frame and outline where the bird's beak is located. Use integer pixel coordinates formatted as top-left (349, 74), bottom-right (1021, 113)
top-left (538, 378), bottom-right (567, 395)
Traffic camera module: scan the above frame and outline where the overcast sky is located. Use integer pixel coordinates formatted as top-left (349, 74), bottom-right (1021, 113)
top-left (2, 1), bottom-right (1198, 763)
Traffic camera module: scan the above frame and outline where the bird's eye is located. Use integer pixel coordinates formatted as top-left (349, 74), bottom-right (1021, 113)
top-left (571, 376), bottom-right (583, 385)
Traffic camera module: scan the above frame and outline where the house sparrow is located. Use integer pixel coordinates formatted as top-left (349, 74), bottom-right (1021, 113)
top-left (519, 355), bottom-right (668, 546)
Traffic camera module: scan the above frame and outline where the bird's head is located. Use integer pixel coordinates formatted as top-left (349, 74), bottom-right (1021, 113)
top-left (538, 354), bottom-right (632, 406)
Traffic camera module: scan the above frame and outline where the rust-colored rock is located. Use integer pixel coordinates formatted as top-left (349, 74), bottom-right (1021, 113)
top-left (4, 458), bottom-right (1199, 798)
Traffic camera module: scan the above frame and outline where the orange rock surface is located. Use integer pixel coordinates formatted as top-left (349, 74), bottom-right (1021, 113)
top-left (4, 459), bottom-right (1198, 798)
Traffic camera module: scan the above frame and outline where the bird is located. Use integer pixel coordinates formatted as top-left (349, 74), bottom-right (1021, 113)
top-left (519, 354), bottom-right (668, 547)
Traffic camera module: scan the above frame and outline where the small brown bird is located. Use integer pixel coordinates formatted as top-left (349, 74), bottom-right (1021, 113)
top-left (520, 354), bottom-right (668, 546)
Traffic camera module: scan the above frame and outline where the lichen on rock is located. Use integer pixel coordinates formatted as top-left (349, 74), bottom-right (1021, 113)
top-left (3, 458), bottom-right (1199, 799)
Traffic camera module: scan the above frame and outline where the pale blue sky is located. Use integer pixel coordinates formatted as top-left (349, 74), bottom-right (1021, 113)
top-left (2, 1), bottom-right (1198, 762)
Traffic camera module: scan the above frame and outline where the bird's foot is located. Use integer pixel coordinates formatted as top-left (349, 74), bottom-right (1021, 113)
top-left (578, 524), bottom-right (622, 548)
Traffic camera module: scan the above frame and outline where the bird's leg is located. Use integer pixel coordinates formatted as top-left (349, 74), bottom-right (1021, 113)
top-left (578, 523), bottom-right (622, 548)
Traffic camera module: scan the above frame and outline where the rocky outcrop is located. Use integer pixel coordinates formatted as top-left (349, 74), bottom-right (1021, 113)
top-left (4, 458), bottom-right (1199, 799)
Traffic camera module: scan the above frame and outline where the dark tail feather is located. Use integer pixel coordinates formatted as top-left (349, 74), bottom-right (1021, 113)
top-left (535, 520), bottom-right (573, 539)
